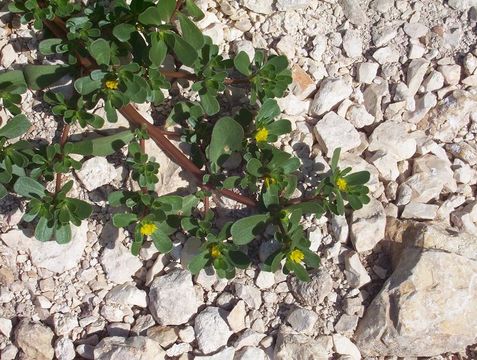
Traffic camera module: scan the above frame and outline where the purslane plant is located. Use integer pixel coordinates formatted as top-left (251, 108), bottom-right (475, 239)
top-left (1, 0), bottom-right (370, 281)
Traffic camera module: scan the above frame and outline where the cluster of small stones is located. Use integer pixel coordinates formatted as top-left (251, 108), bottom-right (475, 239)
top-left (1, 1), bottom-right (477, 360)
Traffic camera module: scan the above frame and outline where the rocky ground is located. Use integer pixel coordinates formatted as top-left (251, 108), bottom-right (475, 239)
top-left (1, 0), bottom-right (477, 359)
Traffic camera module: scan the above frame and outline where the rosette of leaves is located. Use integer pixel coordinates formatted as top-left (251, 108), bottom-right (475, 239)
top-left (44, 91), bottom-right (105, 128)
top-left (0, 115), bottom-right (32, 199)
top-left (9, 0), bottom-right (80, 29)
top-left (0, 70), bottom-right (28, 117)
top-left (187, 220), bottom-right (250, 279)
top-left (29, 143), bottom-right (83, 181)
top-left (234, 51), bottom-right (292, 103)
top-left (316, 148), bottom-right (371, 215)
top-left (109, 189), bottom-right (199, 255)
top-left (14, 178), bottom-right (92, 243)
top-left (126, 140), bottom-right (160, 191)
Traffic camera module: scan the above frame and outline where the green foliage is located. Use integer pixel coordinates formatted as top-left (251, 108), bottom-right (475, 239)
top-left (4, 0), bottom-right (370, 282)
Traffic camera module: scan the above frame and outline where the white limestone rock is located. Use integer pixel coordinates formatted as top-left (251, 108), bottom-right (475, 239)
top-left (309, 77), bottom-right (353, 116)
top-left (402, 202), bottom-right (439, 220)
top-left (94, 336), bottom-right (165, 360)
top-left (350, 198), bottom-right (386, 252)
top-left (149, 269), bottom-right (199, 325)
top-left (287, 307), bottom-right (318, 334)
top-left (368, 121), bottom-right (416, 161)
top-left (313, 112), bottom-right (361, 157)
top-left (76, 157), bottom-right (118, 191)
top-left (1, 221), bottom-right (88, 273)
top-left (344, 252), bottom-right (371, 288)
top-left (195, 307), bottom-right (232, 354)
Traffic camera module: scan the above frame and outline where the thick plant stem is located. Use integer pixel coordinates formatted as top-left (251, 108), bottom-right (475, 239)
top-left (55, 123), bottom-right (70, 194)
top-left (119, 105), bottom-right (257, 207)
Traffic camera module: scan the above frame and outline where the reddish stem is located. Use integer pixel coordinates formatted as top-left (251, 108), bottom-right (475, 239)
top-left (55, 123), bottom-right (70, 193)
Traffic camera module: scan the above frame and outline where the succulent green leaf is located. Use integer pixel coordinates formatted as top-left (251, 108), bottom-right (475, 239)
top-left (151, 228), bottom-right (173, 253)
top-left (170, 33), bottom-right (197, 66)
top-left (149, 34), bottom-right (167, 67)
top-left (55, 223), bottom-right (72, 244)
top-left (74, 76), bottom-right (102, 95)
top-left (200, 93), bottom-right (219, 116)
top-left (0, 114), bottom-right (31, 139)
top-left (39, 38), bottom-right (64, 55)
top-left (234, 51), bottom-right (251, 76)
top-left (0, 183), bottom-right (7, 199)
top-left (88, 131), bottom-right (134, 156)
top-left (188, 250), bottom-right (209, 274)
top-left (14, 177), bottom-right (46, 198)
top-left (227, 250), bottom-right (250, 269)
top-left (231, 214), bottom-right (269, 245)
top-left (184, 0), bottom-right (205, 20)
top-left (344, 171), bottom-right (371, 186)
top-left (23, 64), bottom-right (73, 90)
top-left (35, 217), bottom-right (55, 242)
top-left (207, 117), bottom-right (244, 168)
top-left (331, 148), bottom-right (340, 172)
top-left (113, 23), bottom-right (137, 42)
top-left (178, 13), bottom-right (204, 50)
top-left (112, 213), bottom-right (138, 227)
top-left (89, 39), bottom-right (111, 66)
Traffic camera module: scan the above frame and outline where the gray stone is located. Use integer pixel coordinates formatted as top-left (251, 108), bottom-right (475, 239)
top-left (333, 334), bottom-right (361, 360)
top-left (76, 157), bottom-right (117, 191)
top-left (310, 78), bottom-right (353, 116)
top-left (274, 328), bottom-right (328, 360)
top-left (14, 320), bottom-right (54, 360)
top-left (355, 245), bottom-right (477, 357)
top-left (368, 121), bottom-right (416, 161)
top-left (54, 337), bottom-right (75, 360)
top-left (1, 222), bottom-right (88, 273)
top-left (420, 90), bottom-right (477, 142)
top-left (105, 283), bottom-right (147, 308)
top-left (313, 112), bottom-right (361, 157)
top-left (195, 347), bottom-right (235, 360)
top-left (402, 202), bottom-right (439, 220)
top-left (195, 307), bottom-right (232, 354)
top-left (240, 0), bottom-right (273, 14)
top-left (338, 0), bottom-right (367, 25)
top-left (276, 0), bottom-right (311, 11)
top-left (149, 269), bottom-right (199, 325)
top-left (234, 346), bottom-right (267, 360)
top-left (350, 198), bottom-right (386, 253)
top-left (100, 225), bottom-right (142, 284)
top-left (235, 283), bottom-right (262, 309)
top-left (344, 252), bottom-right (371, 288)
top-left (287, 307), bottom-right (318, 334)
top-left (94, 336), bottom-right (166, 360)
top-left (289, 269), bottom-right (333, 306)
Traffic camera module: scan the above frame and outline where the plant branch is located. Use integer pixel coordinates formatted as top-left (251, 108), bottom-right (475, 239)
top-left (55, 123), bottom-right (70, 194)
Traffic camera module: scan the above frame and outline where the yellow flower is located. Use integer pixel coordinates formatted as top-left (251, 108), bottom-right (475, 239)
top-left (210, 244), bottom-right (221, 259)
top-left (105, 79), bottom-right (119, 90)
top-left (255, 128), bottom-right (269, 142)
top-left (140, 222), bottom-right (157, 236)
top-left (263, 176), bottom-right (276, 188)
top-left (289, 249), bottom-right (305, 264)
top-left (336, 177), bottom-right (348, 192)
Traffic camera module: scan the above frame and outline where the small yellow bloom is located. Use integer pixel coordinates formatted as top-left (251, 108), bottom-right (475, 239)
top-left (210, 244), bottom-right (221, 259)
top-left (289, 249), bottom-right (305, 264)
top-left (255, 127), bottom-right (269, 142)
top-left (105, 79), bottom-right (119, 90)
top-left (336, 177), bottom-right (348, 192)
top-left (263, 176), bottom-right (276, 188)
top-left (140, 222), bottom-right (157, 236)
